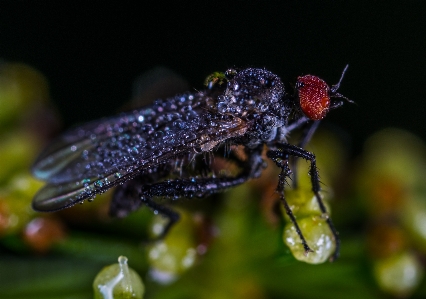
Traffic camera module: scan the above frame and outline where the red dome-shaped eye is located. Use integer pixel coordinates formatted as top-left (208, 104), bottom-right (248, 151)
top-left (296, 75), bottom-right (330, 120)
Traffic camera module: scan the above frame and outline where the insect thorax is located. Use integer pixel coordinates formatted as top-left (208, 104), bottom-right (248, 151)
top-left (216, 68), bottom-right (291, 146)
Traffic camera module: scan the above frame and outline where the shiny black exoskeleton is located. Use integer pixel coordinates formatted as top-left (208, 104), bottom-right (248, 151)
top-left (32, 67), bottom-right (349, 261)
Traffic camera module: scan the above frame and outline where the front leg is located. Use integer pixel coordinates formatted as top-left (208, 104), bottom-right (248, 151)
top-left (266, 150), bottom-right (314, 255)
top-left (267, 143), bottom-right (340, 261)
top-left (290, 120), bottom-right (320, 188)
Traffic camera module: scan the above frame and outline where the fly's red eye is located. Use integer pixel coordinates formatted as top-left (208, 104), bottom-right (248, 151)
top-left (296, 75), bottom-right (330, 120)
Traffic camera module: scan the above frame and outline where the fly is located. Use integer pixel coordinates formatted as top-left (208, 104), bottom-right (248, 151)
top-left (32, 66), bottom-right (350, 261)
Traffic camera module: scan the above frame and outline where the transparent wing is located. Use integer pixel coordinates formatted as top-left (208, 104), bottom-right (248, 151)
top-left (32, 92), bottom-right (248, 211)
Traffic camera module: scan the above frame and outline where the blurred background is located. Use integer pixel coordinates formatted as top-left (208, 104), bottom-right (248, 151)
top-left (0, 2), bottom-right (425, 152)
top-left (0, 2), bottom-right (425, 299)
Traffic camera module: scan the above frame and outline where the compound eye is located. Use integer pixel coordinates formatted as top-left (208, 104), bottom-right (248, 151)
top-left (297, 75), bottom-right (330, 120)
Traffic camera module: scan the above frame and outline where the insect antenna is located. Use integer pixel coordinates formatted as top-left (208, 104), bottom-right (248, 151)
top-left (330, 64), bottom-right (354, 104)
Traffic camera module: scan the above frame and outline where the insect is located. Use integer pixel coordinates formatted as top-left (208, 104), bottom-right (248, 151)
top-left (32, 66), bottom-right (350, 261)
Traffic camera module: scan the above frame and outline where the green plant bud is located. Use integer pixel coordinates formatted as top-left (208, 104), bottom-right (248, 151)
top-left (93, 256), bottom-right (144, 299)
top-left (361, 128), bottom-right (426, 189)
top-left (0, 62), bottom-right (50, 125)
top-left (284, 188), bottom-right (331, 219)
top-left (0, 173), bottom-right (43, 235)
top-left (0, 132), bottom-right (40, 183)
top-left (373, 251), bottom-right (423, 297)
top-left (356, 129), bottom-right (426, 218)
top-left (401, 194), bottom-right (426, 252)
top-left (147, 209), bottom-right (198, 283)
top-left (283, 215), bottom-right (336, 264)
top-left (7, 173), bottom-right (44, 199)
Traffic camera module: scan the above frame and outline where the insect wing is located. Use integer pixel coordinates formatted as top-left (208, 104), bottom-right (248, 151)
top-left (32, 114), bottom-right (128, 181)
top-left (32, 93), bottom-right (248, 212)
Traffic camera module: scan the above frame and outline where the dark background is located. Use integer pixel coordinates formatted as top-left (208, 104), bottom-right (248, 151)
top-left (1, 2), bottom-right (425, 154)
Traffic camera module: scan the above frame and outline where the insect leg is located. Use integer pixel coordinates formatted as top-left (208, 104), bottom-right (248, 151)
top-left (141, 195), bottom-right (181, 240)
top-left (266, 150), bottom-right (313, 255)
top-left (110, 181), bottom-right (143, 218)
top-left (109, 177), bottom-right (182, 240)
top-left (139, 175), bottom-right (250, 238)
top-left (139, 145), bottom-right (265, 238)
top-left (109, 166), bottom-right (173, 218)
top-left (291, 120), bottom-right (320, 188)
top-left (267, 143), bottom-right (340, 261)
